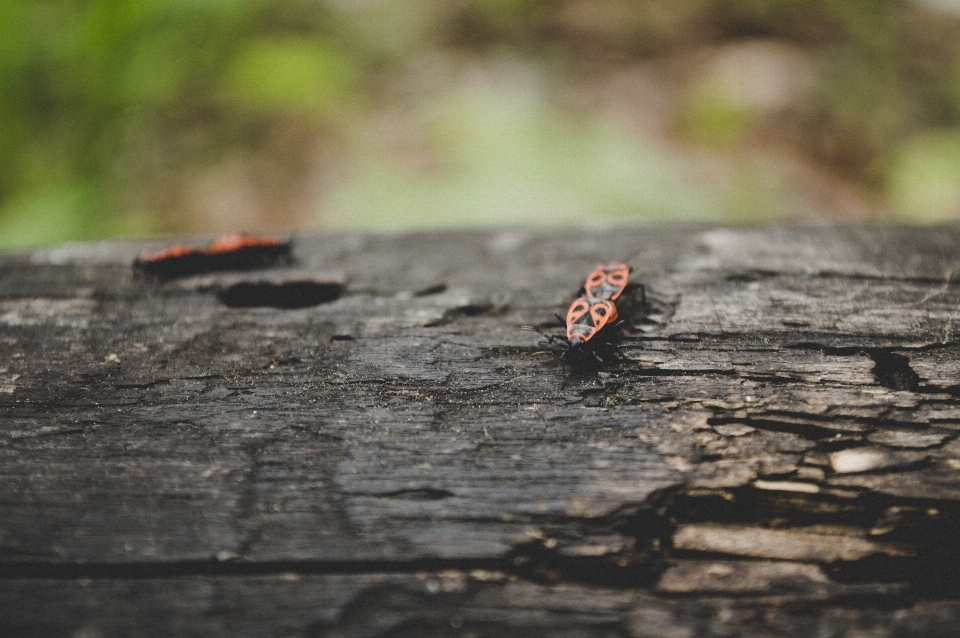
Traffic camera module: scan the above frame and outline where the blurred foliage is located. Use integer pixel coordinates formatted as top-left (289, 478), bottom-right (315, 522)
top-left (0, 0), bottom-right (356, 249)
top-left (2, 0), bottom-right (960, 250)
top-left (888, 130), bottom-right (960, 220)
top-left (328, 78), bottom-right (720, 229)
top-left (222, 37), bottom-right (356, 116)
top-left (678, 82), bottom-right (755, 147)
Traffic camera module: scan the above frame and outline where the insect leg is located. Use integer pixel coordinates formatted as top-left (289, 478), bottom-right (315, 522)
top-left (521, 325), bottom-right (560, 345)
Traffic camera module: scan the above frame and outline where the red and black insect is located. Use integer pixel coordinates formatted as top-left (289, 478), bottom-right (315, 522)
top-left (583, 261), bottom-right (646, 320)
top-left (523, 294), bottom-right (622, 362)
top-left (583, 263), bottom-right (630, 301)
top-left (135, 233), bottom-right (291, 280)
top-left (565, 295), bottom-right (619, 350)
top-left (524, 261), bottom-right (646, 363)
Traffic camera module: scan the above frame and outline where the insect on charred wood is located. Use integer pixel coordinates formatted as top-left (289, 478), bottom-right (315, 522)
top-left (523, 262), bottom-right (642, 363)
top-left (134, 233), bottom-right (292, 280)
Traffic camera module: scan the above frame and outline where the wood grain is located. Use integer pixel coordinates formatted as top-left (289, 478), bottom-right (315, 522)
top-left (3, 226), bottom-right (960, 636)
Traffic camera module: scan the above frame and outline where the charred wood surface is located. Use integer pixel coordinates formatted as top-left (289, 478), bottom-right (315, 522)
top-left (3, 227), bottom-right (960, 637)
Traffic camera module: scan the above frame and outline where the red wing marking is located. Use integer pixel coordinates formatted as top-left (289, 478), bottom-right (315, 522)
top-left (137, 244), bottom-right (196, 263)
top-left (207, 232), bottom-right (286, 254)
top-left (584, 263), bottom-right (629, 301)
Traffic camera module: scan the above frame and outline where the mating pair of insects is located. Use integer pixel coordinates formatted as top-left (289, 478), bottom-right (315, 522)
top-left (524, 263), bottom-right (641, 363)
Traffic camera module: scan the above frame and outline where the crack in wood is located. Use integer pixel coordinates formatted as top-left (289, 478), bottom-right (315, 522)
top-left (424, 302), bottom-right (497, 327)
top-left (0, 557), bottom-right (509, 580)
top-left (412, 283), bottom-right (448, 297)
top-left (234, 442), bottom-right (265, 559)
top-left (347, 488), bottom-right (457, 501)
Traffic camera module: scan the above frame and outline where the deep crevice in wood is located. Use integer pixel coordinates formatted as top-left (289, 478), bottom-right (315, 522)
top-left (655, 485), bottom-right (960, 599)
top-left (217, 281), bottom-right (344, 309)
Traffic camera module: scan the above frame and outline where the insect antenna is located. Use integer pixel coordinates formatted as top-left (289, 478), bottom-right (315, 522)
top-left (521, 325), bottom-right (561, 345)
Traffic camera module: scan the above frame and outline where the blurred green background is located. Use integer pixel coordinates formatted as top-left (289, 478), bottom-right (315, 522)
top-left (3, 0), bottom-right (960, 251)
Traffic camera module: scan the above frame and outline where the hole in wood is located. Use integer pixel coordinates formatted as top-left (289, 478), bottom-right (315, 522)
top-left (869, 352), bottom-right (921, 392)
top-left (218, 281), bottom-right (344, 309)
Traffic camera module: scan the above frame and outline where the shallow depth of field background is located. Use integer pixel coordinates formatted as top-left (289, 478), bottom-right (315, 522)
top-left (3, 0), bottom-right (960, 250)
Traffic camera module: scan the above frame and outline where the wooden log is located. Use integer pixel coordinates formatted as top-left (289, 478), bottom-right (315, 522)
top-left (3, 226), bottom-right (960, 636)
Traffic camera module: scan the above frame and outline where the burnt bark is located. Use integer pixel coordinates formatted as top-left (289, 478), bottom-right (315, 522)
top-left (4, 226), bottom-right (960, 637)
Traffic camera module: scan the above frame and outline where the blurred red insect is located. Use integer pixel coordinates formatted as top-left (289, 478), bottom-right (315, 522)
top-left (583, 263), bottom-right (630, 301)
top-left (205, 232), bottom-right (286, 255)
top-left (135, 232), bottom-right (291, 280)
